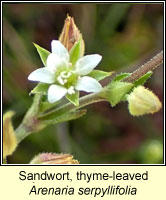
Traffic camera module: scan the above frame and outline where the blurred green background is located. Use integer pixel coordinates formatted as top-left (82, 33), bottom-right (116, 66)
top-left (3, 3), bottom-right (163, 164)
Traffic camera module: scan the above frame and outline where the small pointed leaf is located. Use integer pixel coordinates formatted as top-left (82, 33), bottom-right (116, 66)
top-left (113, 73), bottom-right (131, 82)
top-left (133, 71), bottom-right (153, 87)
top-left (69, 40), bottom-right (82, 66)
top-left (30, 83), bottom-right (49, 95)
top-left (42, 109), bottom-right (87, 125)
top-left (33, 43), bottom-right (50, 66)
top-left (66, 91), bottom-right (79, 106)
top-left (88, 70), bottom-right (114, 81)
top-left (39, 100), bottom-right (60, 113)
top-left (100, 81), bottom-right (134, 106)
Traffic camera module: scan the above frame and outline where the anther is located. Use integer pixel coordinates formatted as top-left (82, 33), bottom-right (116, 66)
top-left (57, 76), bottom-right (65, 85)
top-left (67, 86), bottom-right (75, 94)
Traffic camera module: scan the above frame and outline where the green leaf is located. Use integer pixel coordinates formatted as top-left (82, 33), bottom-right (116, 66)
top-left (69, 40), bottom-right (82, 66)
top-left (30, 83), bottom-right (49, 95)
top-left (33, 43), bottom-right (50, 66)
top-left (113, 73), bottom-right (131, 82)
top-left (41, 109), bottom-right (87, 124)
top-left (133, 71), bottom-right (153, 87)
top-left (66, 91), bottom-right (79, 106)
top-left (88, 70), bottom-right (114, 81)
top-left (39, 100), bottom-right (60, 113)
top-left (100, 81), bottom-right (134, 106)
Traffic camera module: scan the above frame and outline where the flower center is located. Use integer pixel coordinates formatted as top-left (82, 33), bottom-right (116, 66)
top-left (56, 70), bottom-right (79, 94)
top-left (57, 71), bottom-right (71, 85)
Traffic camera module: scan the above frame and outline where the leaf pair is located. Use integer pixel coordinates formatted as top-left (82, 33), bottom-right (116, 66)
top-left (99, 71), bottom-right (153, 107)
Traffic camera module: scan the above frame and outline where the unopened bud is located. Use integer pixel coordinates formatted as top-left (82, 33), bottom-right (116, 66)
top-left (59, 15), bottom-right (85, 55)
top-left (30, 153), bottom-right (79, 164)
top-left (127, 86), bottom-right (162, 116)
top-left (3, 111), bottom-right (17, 159)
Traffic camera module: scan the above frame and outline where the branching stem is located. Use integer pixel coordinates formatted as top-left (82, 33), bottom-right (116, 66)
top-left (15, 51), bottom-right (163, 143)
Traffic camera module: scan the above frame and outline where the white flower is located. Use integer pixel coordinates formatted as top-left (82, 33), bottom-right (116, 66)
top-left (28, 40), bottom-right (102, 104)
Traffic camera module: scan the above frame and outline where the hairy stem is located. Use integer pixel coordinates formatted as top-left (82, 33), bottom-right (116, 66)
top-left (124, 51), bottom-right (163, 82)
top-left (39, 51), bottom-right (163, 120)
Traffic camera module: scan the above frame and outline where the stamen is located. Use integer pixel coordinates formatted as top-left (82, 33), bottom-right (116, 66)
top-left (68, 86), bottom-right (75, 94)
top-left (64, 79), bottom-right (68, 83)
top-left (61, 71), bottom-right (71, 78)
top-left (57, 76), bottom-right (65, 85)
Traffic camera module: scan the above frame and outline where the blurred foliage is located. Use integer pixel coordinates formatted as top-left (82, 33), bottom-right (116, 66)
top-left (3, 3), bottom-right (163, 164)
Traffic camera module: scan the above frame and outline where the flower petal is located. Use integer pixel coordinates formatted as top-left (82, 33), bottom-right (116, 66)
top-left (28, 68), bottom-right (54, 84)
top-left (48, 84), bottom-right (67, 103)
top-left (75, 76), bottom-right (102, 93)
top-left (51, 40), bottom-right (69, 61)
top-left (76, 54), bottom-right (102, 75)
top-left (46, 53), bottom-right (68, 72)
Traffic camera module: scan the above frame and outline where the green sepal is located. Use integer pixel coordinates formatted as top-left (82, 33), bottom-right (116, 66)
top-left (88, 70), bottom-right (114, 81)
top-left (33, 43), bottom-right (50, 66)
top-left (113, 73), bottom-right (131, 82)
top-left (100, 81), bottom-right (134, 106)
top-left (30, 83), bottom-right (49, 95)
top-left (41, 109), bottom-right (87, 125)
top-left (69, 39), bottom-right (82, 66)
top-left (133, 71), bottom-right (153, 87)
top-left (66, 91), bottom-right (79, 107)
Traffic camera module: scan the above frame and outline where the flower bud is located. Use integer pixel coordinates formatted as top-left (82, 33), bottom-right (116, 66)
top-left (127, 86), bottom-right (162, 116)
top-left (30, 153), bottom-right (79, 164)
top-left (3, 111), bottom-right (17, 159)
top-left (59, 15), bottom-right (85, 55)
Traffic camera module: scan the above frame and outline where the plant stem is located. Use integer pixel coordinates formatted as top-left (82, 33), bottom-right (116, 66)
top-left (15, 94), bottom-right (42, 143)
top-left (15, 123), bottom-right (33, 144)
top-left (39, 92), bottom-right (105, 120)
top-left (39, 51), bottom-right (163, 120)
top-left (15, 51), bottom-right (163, 143)
top-left (124, 51), bottom-right (163, 82)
